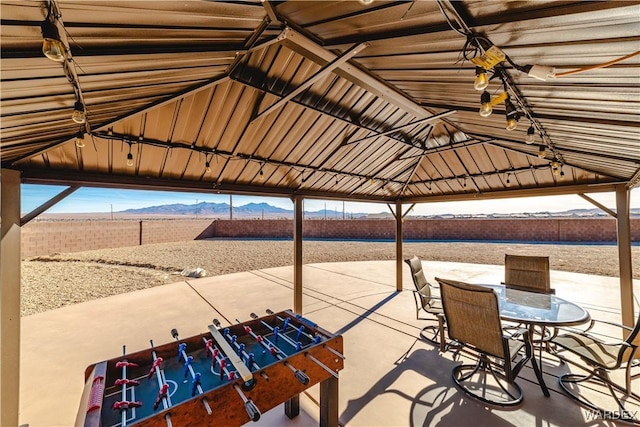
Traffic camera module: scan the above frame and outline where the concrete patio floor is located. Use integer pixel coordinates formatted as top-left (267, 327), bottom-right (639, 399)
top-left (19, 260), bottom-right (640, 426)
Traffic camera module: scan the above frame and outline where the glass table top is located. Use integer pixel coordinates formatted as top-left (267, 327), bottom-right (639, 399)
top-left (479, 284), bottom-right (590, 326)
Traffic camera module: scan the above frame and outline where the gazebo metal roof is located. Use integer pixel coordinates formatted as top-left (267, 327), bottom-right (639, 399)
top-left (1, 3), bottom-right (639, 425)
top-left (2, 1), bottom-right (638, 201)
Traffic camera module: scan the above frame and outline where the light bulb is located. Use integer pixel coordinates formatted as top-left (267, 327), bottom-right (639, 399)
top-left (474, 67), bottom-right (489, 91)
top-left (538, 145), bottom-right (546, 158)
top-left (479, 91), bottom-right (492, 117)
top-left (72, 101), bottom-right (86, 124)
top-left (259, 169), bottom-right (264, 181)
top-left (41, 20), bottom-right (65, 62)
top-left (551, 161), bottom-right (561, 176)
top-left (75, 131), bottom-right (85, 148)
top-left (525, 125), bottom-right (535, 144)
top-left (504, 100), bottom-right (519, 130)
top-left (126, 152), bottom-right (134, 167)
top-left (205, 162), bottom-right (211, 174)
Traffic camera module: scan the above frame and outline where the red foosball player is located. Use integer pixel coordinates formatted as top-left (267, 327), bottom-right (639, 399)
top-left (115, 361), bottom-right (139, 369)
top-left (153, 384), bottom-right (169, 410)
top-left (113, 400), bottom-right (142, 411)
top-left (147, 357), bottom-right (163, 378)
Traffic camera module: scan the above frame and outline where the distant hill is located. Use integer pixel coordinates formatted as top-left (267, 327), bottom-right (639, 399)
top-left (118, 201), bottom-right (368, 219)
top-left (119, 202), bottom-right (640, 219)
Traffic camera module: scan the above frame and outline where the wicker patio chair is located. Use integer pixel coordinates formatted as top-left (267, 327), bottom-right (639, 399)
top-left (437, 277), bottom-right (533, 407)
top-left (405, 256), bottom-right (446, 350)
top-left (551, 316), bottom-right (640, 423)
top-left (504, 254), bottom-right (557, 353)
top-left (504, 254), bottom-right (553, 294)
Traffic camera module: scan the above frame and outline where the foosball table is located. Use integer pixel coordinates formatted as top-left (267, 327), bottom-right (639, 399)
top-left (75, 310), bottom-right (344, 427)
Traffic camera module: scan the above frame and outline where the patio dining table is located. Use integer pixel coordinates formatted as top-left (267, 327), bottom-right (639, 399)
top-left (477, 284), bottom-right (591, 397)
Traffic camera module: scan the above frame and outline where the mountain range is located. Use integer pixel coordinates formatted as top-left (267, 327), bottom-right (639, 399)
top-left (119, 202), bottom-right (640, 219)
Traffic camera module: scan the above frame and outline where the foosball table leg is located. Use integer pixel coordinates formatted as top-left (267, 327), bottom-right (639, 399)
top-left (320, 376), bottom-right (339, 427)
top-left (284, 394), bottom-right (299, 419)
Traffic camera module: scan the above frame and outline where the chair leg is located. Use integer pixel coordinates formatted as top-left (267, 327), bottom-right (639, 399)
top-left (559, 369), bottom-right (640, 423)
top-left (452, 354), bottom-right (524, 407)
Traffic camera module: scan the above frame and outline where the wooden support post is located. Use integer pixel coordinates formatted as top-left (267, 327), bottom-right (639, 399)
top-left (1, 168), bottom-right (21, 427)
top-left (615, 185), bottom-right (635, 330)
top-left (320, 376), bottom-right (339, 427)
top-left (396, 200), bottom-right (403, 292)
top-left (284, 395), bottom-right (300, 419)
top-left (293, 196), bottom-right (303, 314)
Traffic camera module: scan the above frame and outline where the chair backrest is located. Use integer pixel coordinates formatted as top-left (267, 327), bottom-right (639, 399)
top-left (504, 254), bottom-right (552, 294)
top-left (436, 277), bottom-right (506, 360)
top-left (405, 256), bottom-right (431, 299)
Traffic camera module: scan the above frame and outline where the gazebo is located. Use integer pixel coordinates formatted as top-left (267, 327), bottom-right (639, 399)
top-left (1, 1), bottom-right (638, 424)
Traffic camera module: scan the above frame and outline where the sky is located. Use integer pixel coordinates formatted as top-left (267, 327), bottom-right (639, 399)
top-left (20, 184), bottom-right (639, 216)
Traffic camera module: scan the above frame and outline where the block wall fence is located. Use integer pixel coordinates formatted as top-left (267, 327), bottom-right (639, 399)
top-left (21, 218), bottom-right (640, 258)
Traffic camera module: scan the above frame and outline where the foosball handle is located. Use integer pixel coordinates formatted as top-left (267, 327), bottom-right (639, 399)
top-left (294, 369), bottom-right (310, 385)
top-left (266, 309), bottom-right (274, 315)
top-left (244, 400), bottom-right (261, 422)
top-left (250, 313), bottom-right (258, 319)
top-left (213, 318), bottom-right (221, 328)
top-left (171, 328), bottom-right (179, 339)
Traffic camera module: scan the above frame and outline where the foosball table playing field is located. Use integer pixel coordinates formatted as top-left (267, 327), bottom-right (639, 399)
top-left (75, 310), bottom-right (344, 427)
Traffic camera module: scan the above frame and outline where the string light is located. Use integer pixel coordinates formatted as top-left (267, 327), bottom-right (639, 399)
top-left (505, 99), bottom-right (519, 131)
top-left (72, 100), bottom-right (86, 124)
top-left (126, 142), bottom-right (134, 167)
top-left (205, 161), bottom-right (211, 174)
top-left (474, 67), bottom-right (489, 91)
top-left (538, 145), bottom-right (546, 158)
top-left (525, 124), bottom-right (536, 144)
top-left (75, 130), bottom-right (85, 148)
top-left (551, 160), bottom-right (561, 176)
top-left (41, 4), bottom-right (65, 62)
top-left (259, 164), bottom-right (264, 181)
top-left (505, 173), bottom-right (510, 184)
top-left (479, 91), bottom-right (492, 117)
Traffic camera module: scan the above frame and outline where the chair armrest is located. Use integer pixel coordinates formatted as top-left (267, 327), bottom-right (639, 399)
top-left (412, 289), bottom-right (441, 301)
top-left (504, 328), bottom-right (529, 341)
top-left (559, 318), bottom-right (633, 340)
top-left (591, 318), bottom-right (634, 332)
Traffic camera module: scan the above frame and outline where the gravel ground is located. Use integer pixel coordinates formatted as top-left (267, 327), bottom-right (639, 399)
top-left (22, 239), bottom-right (640, 316)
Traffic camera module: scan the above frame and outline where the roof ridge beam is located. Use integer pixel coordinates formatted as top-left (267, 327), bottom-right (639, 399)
top-left (251, 41), bottom-right (369, 123)
top-left (278, 27), bottom-right (435, 119)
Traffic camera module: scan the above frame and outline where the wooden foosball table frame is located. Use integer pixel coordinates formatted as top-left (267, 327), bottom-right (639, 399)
top-left (75, 310), bottom-right (344, 427)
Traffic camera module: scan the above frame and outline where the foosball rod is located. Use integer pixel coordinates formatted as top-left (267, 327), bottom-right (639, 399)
top-left (250, 313), bottom-right (300, 349)
top-left (200, 337), bottom-right (239, 381)
top-left (219, 318), bottom-right (269, 382)
top-left (120, 346), bottom-right (128, 427)
top-left (170, 329), bottom-right (212, 416)
top-left (208, 325), bottom-right (254, 383)
top-left (149, 340), bottom-right (173, 411)
top-left (304, 352), bottom-right (339, 379)
top-left (266, 310), bottom-right (345, 360)
top-left (199, 332), bottom-right (262, 422)
top-left (248, 313), bottom-right (309, 385)
top-left (265, 309), bottom-right (318, 342)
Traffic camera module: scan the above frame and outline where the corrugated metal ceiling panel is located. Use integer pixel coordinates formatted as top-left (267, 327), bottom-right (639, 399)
top-left (2, 0), bottom-right (638, 203)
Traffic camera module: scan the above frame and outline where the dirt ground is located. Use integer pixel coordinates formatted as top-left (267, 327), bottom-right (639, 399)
top-left (21, 239), bottom-right (639, 316)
